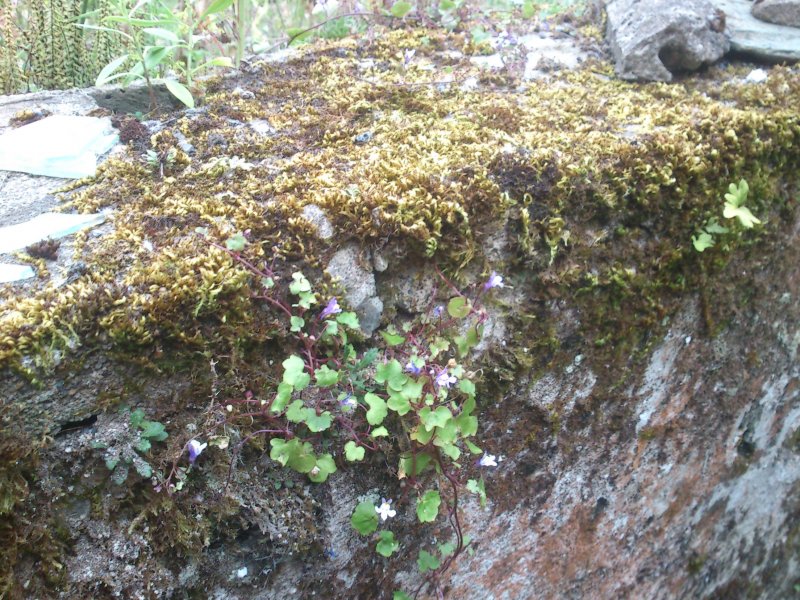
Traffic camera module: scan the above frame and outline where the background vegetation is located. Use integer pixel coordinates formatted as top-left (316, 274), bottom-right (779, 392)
top-left (0, 0), bottom-right (586, 97)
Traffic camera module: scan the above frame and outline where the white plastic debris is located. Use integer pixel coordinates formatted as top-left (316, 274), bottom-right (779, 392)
top-left (0, 115), bottom-right (118, 178)
top-left (0, 212), bottom-right (106, 254)
top-left (0, 264), bottom-right (35, 283)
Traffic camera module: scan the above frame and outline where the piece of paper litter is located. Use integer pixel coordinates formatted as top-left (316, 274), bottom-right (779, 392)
top-left (0, 212), bottom-right (106, 254)
top-left (0, 264), bottom-right (36, 284)
top-left (0, 115), bottom-right (118, 178)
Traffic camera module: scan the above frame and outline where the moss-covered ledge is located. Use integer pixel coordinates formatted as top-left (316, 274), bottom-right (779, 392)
top-left (1, 27), bottom-right (799, 599)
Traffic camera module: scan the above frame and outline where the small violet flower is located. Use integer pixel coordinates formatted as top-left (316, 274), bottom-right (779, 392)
top-left (339, 394), bottom-right (357, 411)
top-left (376, 498), bottom-right (396, 521)
top-left (484, 271), bottom-right (504, 290)
top-left (187, 439), bottom-right (207, 464)
top-left (319, 297), bottom-right (342, 320)
top-left (479, 454), bottom-right (498, 467)
top-left (495, 31), bottom-right (517, 49)
top-left (405, 359), bottom-right (423, 376)
top-left (432, 305), bottom-right (444, 318)
top-left (435, 368), bottom-right (457, 389)
top-left (403, 48), bottom-right (416, 68)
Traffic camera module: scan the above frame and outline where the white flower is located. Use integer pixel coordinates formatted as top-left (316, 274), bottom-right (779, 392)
top-left (479, 454), bottom-right (498, 467)
top-left (376, 498), bottom-right (396, 521)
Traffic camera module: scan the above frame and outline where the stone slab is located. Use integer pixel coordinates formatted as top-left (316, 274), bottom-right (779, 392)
top-left (712, 0), bottom-right (800, 61)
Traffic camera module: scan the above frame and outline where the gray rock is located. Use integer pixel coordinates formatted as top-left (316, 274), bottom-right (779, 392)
top-left (380, 266), bottom-right (438, 314)
top-left (172, 130), bottom-right (196, 155)
top-left (605, 0), bottom-right (729, 82)
top-left (248, 119), bottom-right (276, 136)
top-left (372, 249), bottom-right (389, 272)
top-left (519, 33), bottom-right (588, 80)
top-left (90, 81), bottom-right (181, 114)
top-left (301, 204), bottom-right (334, 240)
top-left (711, 0), bottom-right (800, 60)
top-left (325, 244), bottom-right (383, 335)
top-left (752, 0), bottom-right (800, 27)
top-left (357, 296), bottom-right (384, 337)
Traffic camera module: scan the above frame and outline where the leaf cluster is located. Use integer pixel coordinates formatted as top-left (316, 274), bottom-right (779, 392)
top-left (93, 408), bottom-right (169, 484)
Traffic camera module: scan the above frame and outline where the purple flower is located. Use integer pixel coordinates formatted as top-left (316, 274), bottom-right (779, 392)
top-left (405, 359), bottom-right (423, 376)
top-left (435, 368), bottom-right (457, 389)
top-left (187, 439), bottom-right (207, 464)
top-left (339, 394), bottom-right (357, 411)
top-left (432, 305), bottom-right (444, 318)
top-left (483, 271), bottom-right (504, 290)
top-left (319, 297), bottom-right (342, 320)
top-left (495, 31), bottom-right (517, 49)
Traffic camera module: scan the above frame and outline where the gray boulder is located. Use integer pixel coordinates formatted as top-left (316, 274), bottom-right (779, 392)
top-left (606, 0), bottom-right (729, 81)
top-left (752, 0), bottom-right (800, 27)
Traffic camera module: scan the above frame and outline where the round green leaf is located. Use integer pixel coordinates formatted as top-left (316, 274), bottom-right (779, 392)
top-left (371, 426), bottom-right (389, 437)
top-left (305, 411), bottom-right (333, 432)
top-left (282, 355), bottom-right (306, 385)
top-left (308, 453), bottom-right (336, 482)
top-left (336, 311), bottom-right (360, 329)
top-left (417, 549), bottom-right (440, 573)
top-left (376, 530), bottom-right (399, 557)
top-left (345, 441), bottom-right (366, 461)
top-left (364, 393), bottom-right (388, 426)
top-left (416, 490), bottom-right (441, 523)
top-left (314, 365), bottom-right (340, 387)
top-left (447, 296), bottom-right (471, 318)
top-left (272, 382), bottom-right (294, 413)
top-left (351, 501), bottom-right (378, 535)
top-left (390, 0), bottom-right (413, 18)
top-left (290, 316), bottom-right (305, 332)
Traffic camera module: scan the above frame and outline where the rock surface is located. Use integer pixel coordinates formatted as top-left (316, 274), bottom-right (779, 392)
top-left (605, 0), bottom-right (729, 81)
top-left (445, 226), bottom-right (800, 597)
top-left (712, 0), bottom-right (800, 61)
top-left (752, 0), bottom-right (800, 27)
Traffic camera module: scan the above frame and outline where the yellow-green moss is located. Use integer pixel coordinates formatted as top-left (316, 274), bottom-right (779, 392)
top-left (0, 28), bottom-right (798, 392)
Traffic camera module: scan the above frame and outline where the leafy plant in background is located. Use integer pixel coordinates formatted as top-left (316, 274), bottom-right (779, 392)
top-left (88, 0), bottom-right (235, 108)
top-left (157, 231), bottom-right (505, 597)
top-left (692, 179), bottom-right (761, 252)
top-left (0, 0), bottom-right (124, 93)
top-left (92, 408), bottom-right (168, 484)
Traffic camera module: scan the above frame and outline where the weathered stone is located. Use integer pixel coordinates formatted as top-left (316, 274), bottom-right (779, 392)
top-left (90, 81), bottom-right (181, 114)
top-left (752, 0), bottom-right (800, 27)
top-left (712, 0), bottom-right (800, 61)
top-left (325, 243), bottom-right (383, 335)
top-left (519, 33), bottom-right (588, 80)
top-left (301, 204), bottom-right (334, 240)
top-left (606, 0), bottom-right (729, 81)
